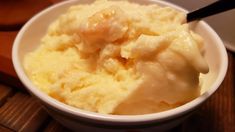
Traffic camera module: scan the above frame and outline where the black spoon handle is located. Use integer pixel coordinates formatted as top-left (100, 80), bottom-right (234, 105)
top-left (187, 0), bottom-right (235, 22)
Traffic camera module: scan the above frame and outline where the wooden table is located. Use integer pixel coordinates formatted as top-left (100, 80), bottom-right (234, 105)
top-left (0, 1), bottom-right (234, 131)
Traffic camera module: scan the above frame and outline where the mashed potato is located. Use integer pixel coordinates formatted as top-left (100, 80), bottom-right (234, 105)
top-left (23, 0), bottom-right (209, 115)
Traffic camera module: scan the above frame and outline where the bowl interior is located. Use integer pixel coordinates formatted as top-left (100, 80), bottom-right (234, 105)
top-left (13, 0), bottom-right (227, 122)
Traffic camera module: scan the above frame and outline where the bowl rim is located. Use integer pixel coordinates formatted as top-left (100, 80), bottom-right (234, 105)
top-left (12, 0), bottom-right (228, 123)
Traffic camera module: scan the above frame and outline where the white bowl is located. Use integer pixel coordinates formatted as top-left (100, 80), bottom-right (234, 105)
top-left (12, 0), bottom-right (228, 131)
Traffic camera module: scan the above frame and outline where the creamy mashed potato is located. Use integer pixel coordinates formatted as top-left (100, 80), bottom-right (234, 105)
top-left (24, 0), bottom-right (209, 115)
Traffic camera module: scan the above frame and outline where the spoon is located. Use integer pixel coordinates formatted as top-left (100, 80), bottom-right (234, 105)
top-left (187, 0), bottom-right (235, 22)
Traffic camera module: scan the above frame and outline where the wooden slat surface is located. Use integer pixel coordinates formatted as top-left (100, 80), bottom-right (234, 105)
top-left (0, 0), bottom-right (234, 131)
top-left (0, 85), bottom-right (13, 107)
top-left (43, 120), bottom-right (71, 132)
top-left (0, 93), bottom-right (48, 131)
top-left (0, 125), bottom-right (14, 132)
